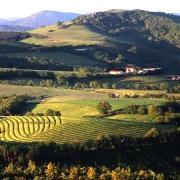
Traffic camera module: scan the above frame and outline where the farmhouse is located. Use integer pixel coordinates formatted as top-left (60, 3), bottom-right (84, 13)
top-left (109, 69), bottom-right (124, 75)
top-left (125, 64), bottom-right (140, 74)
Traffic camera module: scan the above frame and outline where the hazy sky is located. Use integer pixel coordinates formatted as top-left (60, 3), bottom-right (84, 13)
top-left (0, 0), bottom-right (180, 18)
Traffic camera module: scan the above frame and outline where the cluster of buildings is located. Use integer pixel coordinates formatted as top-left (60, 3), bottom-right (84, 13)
top-left (109, 64), bottom-right (162, 75)
top-left (165, 75), bottom-right (180, 81)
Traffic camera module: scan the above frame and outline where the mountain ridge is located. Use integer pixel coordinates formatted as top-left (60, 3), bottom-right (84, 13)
top-left (0, 10), bottom-right (80, 29)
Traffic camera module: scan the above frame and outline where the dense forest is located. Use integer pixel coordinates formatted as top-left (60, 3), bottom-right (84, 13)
top-left (0, 132), bottom-right (179, 179)
top-left (0, 95), bottom-right (28, 115)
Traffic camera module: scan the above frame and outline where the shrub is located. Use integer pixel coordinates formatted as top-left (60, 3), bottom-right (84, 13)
top-left (138, 105), bottom-right (148, 114)
top-left (123, 104), bottom-right (139, 114)
top-left (96, 101), bottom-right (112, 115)
top-left (45, 109), bottom-right (61, 116)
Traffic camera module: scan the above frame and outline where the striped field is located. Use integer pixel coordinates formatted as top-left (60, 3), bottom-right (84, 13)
top-left (0, 116), bottom-right (177, 144)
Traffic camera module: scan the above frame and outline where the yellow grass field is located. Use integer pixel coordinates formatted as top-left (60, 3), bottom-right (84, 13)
top-left (22, 25), bottom-right (108, 46)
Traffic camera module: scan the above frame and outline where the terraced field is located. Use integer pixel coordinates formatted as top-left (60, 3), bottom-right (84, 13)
top-left (0, 116), bottom-right (176, 144)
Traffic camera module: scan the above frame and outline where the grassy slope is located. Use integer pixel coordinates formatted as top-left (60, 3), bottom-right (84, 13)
top-left (6, 25), bottom-right (108, 67)
top-left (32, 98), bottom-right (166, 120)
top-left (22, 24), bottom-right (136, 47)
top-left (31, 98), bottom-right (174, 143)
top-left (22, 25), bottom-right (108, 46)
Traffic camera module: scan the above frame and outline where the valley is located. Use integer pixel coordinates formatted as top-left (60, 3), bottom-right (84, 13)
top-left (0, 7), bottom-right (179, 179)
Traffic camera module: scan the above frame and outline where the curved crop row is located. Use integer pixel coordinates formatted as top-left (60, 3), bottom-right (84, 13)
top-left (0, 116), bottom-right (61, 142)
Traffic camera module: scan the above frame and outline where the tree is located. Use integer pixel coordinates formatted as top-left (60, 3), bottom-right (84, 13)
top-left (123, 104), bottom-right (139, 114)
top-left (46, 109), bottom-right (61, 116)
top-left (89, 81), bottom-right (101, 88)
top-left (160, 83), bottom-right (169, 90)
top-left (76, 67), bottom-right (91, 77)
top-left (45, 162), bottom-right (58, 179)
top-left (114, 54), bottom-right (125, 65)
top-left (26, 160), bottom-right (38, 175)
top-left (87, 167), bottom-right (96, 179)
top-left (102, 82), bottom-right (110, 89)
top-left (112, 83), bottom-right (118, 89)
top-left (128, 46), bottom-right (138, 54)
top-left (148, 105), bottom-right (163, 117)
top-left (138, 105), bottom-right (148, 114)
top-left (97, 101), bottom-right (112, 115)
top-left (57, 21), bottom-right (62, 26)
top-left (56, 75), bottom-right (67, 86)
top-left (69, 166), bottom-right (79, 179)
top-left (4, 163), bottom-right (15, 175)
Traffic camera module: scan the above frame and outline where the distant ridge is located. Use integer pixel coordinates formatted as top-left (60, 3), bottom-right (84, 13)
top-left (0, 25), bottom-right (32, 32)
top-left (0, 10), bottom-right (80, 29)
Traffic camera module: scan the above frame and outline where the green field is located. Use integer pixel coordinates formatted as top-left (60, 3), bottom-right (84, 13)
top-left (32, 98), bottom-right (166, 119)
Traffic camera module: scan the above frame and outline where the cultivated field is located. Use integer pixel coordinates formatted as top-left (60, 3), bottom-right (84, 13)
top-left (0, 96), bottom-right (175, 144)
top-left (0, 84), bottom-right (178, 144)
top-left (0, 115), bottom-right (176, 144)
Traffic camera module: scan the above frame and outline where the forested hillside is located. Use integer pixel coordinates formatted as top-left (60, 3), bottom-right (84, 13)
top-left (74, 10), bottom-right (180, 47)
top-left (0, 32), bottom-right (30, 40)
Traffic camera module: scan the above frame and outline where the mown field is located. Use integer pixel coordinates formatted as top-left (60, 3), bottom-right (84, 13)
top-left (0, 84), bottom-right (107, 99)
top-left (0, 84), bottom-right (178, 99)
top-left (0, 115), bottom-right (176, 144)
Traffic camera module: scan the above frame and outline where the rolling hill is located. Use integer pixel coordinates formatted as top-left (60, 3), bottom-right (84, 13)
top-left (23, 9), bottom-right (180, 48)
top-left (20, 9), bottom-right (180, 73)
top-left (0, 9), bottom-right (179, 73)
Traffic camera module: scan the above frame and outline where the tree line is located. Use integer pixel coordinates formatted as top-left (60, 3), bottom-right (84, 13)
top-left (0, 131), bottom-right (179, 179)
top-left (0, 95), bottom-right (29, 115)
